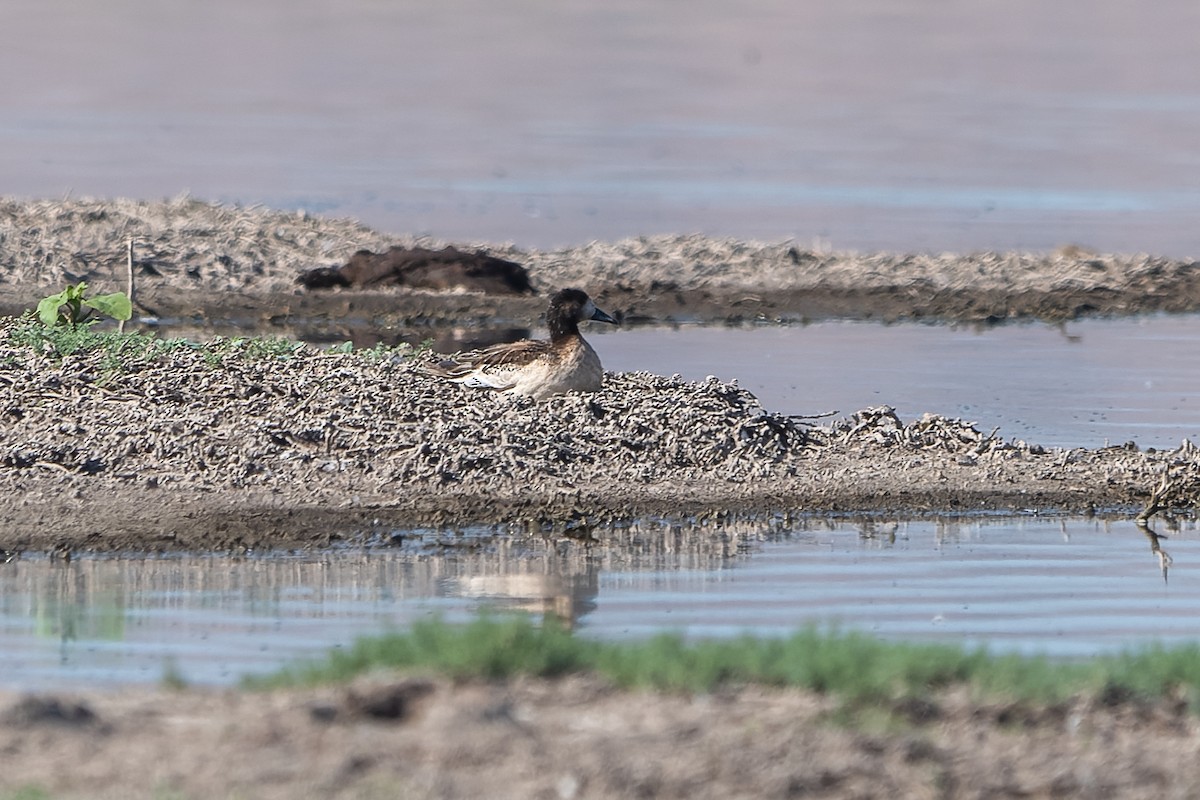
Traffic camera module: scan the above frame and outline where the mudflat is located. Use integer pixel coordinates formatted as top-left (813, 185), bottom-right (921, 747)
top-left (5, 675), bottom-right (1200, 800)
top-left (4, 197), bottom-right (1200, 333)
top-left (0, 198), bottom-right (1196, 554)
top-left (4, 198), bottom-right (1200, 800)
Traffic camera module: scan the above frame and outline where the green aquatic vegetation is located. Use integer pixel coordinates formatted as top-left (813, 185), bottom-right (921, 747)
top-left (251, 615), bottom-right (594, 688)
top-left (196, 335), bottom-right (305, 365)
top-left (590, 628), bottom-right (985, 699)
top-left (325, 338), bottom-right (431, 361)
top-left (246, 615), bottom-right (1200, 711)
top-left (160, 658), bottom-right (189, 691)
top-left (1084, 641), bottom-right (1200, 705)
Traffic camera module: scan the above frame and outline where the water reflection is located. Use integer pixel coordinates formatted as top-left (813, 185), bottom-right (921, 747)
top-left (0, 515), bottom-right (1197, 690)
top-left (1138, 522), bottom-right (1174, 583)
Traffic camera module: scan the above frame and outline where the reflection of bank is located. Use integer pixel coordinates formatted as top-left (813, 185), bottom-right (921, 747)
top-left (0, 519), bottom-right (763, 688)
top-left (19, 562), bottom-right (128, 644)
top-left (445, 562), bottom-right (599, 628)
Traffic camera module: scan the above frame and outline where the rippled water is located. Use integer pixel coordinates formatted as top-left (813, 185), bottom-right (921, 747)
top-left (1, 516), bottom-right (1194, 690)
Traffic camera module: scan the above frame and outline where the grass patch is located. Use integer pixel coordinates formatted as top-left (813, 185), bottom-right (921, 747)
top-left (4, 316), bottom-right (425, 368)
top-left (249, 615), bottom-right (597, 689)
top-left (2, 787), bottom-right (52, 800)
top-left (8, 317), bottom-right (193, 362)
top-left (243, 615), bottom-right (1200, 709)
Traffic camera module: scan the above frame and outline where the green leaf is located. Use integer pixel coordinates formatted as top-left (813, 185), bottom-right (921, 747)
top-left (36, 289), bottom-right (72, 326)
top-left (84, 292), bottom-right (133, 322)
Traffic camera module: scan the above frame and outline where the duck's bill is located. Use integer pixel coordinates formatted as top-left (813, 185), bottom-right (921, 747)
top-left (591, 307), bottom-right (618, 325)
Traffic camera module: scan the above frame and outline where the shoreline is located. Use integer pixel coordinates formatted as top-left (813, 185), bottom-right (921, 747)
top-left (3, 198), bottom-right (1200, 798)
top-left (0, 198), bottom-right (1196, 553)
top-left (0, 329), bottom-right (1176, 555)
top-left (3, 198), bottom-right (1200, 334)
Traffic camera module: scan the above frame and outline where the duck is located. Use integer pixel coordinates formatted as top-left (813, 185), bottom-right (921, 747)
top-left (425, 288), bottom-right (618, 399)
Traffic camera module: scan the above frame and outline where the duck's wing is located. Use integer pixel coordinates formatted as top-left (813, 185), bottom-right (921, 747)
top-left (467, 339), bottom-right (553, 367)
top-left (425, 339), bottom-right (552, 390)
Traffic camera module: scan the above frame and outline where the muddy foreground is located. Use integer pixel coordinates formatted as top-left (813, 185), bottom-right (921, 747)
top-left (4, 198), bottom-right (1200, 799)
top-left (5, 675), bottom-right (1200, 800)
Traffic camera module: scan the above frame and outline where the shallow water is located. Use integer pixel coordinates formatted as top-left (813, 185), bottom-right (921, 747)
top-left (595, 315), bottom-right (1200, 450)
top-left (0, 516), bottom-right (1194, 690)
top-left (4, 1), bottom-right (1200, 254)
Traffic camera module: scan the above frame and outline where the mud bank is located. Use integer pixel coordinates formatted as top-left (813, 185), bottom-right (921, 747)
top-left (3, 198), bottom-right (1200, 334)
top-left (0, 198), bottom-right (1198, 554)
top-left (0, 315), bottom-right (1188, 555)
top-left (4, 676), bottom-right (1199, 800)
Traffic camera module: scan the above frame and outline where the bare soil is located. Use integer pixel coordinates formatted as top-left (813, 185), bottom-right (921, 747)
top-left (0, 198), bottom-right (1195, 556)
top-left (4, 198), bottom-right (1200, 337)
top-left (4, 198), bottom-right (1200, 799)
top-left (4, 676), bottom-right (1200, 800)
top-left (0, 335), bottom-right (1179, 556)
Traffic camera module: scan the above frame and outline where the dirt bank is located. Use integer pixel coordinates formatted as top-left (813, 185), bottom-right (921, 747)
top-left (5, 197), bottom-right (1200, 798)
top-left (0, 312), bottom-right (1189, 556)
top-left (4, 675), bottom-right (1199, 800)
top-left (0, 199), bottom-right (1198, 553)
top-left (4, 198), bottom-right (1200, 336)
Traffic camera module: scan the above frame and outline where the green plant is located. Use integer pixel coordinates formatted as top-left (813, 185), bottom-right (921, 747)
top-left (161, 658), bottom-right (189, 690)
top-left (245, 614), bottom-right (1200, 713)
top-left (36, 281), bottom-right (132, 327)
top-left (2, 787), bottom-right (52, 800)
top-left (8, 316), bottom-right (189, 363)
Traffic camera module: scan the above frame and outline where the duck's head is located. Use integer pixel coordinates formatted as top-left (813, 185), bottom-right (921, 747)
top-left (547, 288), bottom-right (617, 338)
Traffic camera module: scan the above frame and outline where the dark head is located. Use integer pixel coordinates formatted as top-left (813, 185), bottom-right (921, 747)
top-left (546, 288), bottom-right (618, 341)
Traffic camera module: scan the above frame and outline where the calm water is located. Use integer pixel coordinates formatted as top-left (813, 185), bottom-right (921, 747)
top-left (4, 1), bottom-right (1200, 254)
top-left (594, 315), bottom-right (1200, 450)
top-left (0, 516), bottom-right (1193, 690)
top-left (6, 1), bottom-right (1200, 692)
top-left (167, 314), bottom-right (1200, 451)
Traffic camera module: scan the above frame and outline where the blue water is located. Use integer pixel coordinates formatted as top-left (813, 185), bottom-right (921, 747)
top-left (0, 516), bottom-right (1194, 689)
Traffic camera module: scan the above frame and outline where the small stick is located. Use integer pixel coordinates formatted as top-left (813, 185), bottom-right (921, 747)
top-left (120, 238), bottom-right (135, 333)
top-left (788, 410), bottom-right (839, 421)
